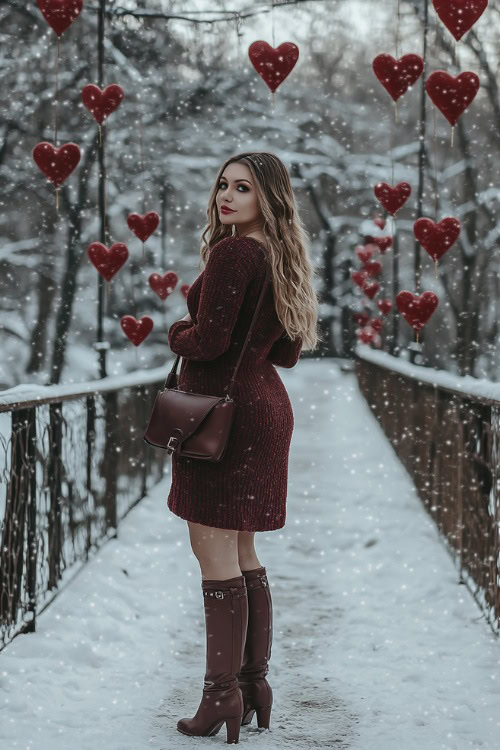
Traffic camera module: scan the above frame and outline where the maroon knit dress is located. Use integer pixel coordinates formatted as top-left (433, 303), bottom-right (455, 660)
top-left (166, 236), bottom-right (302, 532)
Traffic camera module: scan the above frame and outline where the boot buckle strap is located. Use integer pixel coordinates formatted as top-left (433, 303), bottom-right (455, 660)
top-left (203, 587), bottom-right (247, 599)
top-left (203, 590), bottom-right (226, 598)
top-left (246, 575), bottom-right (268, 590)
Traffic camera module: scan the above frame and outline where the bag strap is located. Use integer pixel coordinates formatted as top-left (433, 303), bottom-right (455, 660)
top-left (165, 253), bottom-right (271, 395)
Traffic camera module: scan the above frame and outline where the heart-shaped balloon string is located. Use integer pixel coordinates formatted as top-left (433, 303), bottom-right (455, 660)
top-left (368, 236), bottom-right (393, 254)
top-left (127, 212), bottom-right (160, 243)
top-left (414, 216), bottom-right (461, 278)
top-left (396, 290), bottom-right (439, 342)
top-left (363, 281), bottom-right (380, 300)
top-left (355, 245), bottom-right (374, 264)
top-left (373, 216), bottom-right (386, 230)
top-left (377, 298), bottom-right (393, 316)
top-left (248, 41), bottom-right (299, 93)
top-left (32, 141), bottom-right (81, 209)
top-left (87, 242), bottom-right (129, 282)
top-left (372, 53), bottom-right (424, 122)
top-left (432, 0), bottom-right (488, 41)
top-left (82, 84), bottom-right (125, 125)
top-left (363, 260), bottom-right (382, 277)
top-left (121, 315), bottom-right (154, 346)
top-left (180, 284), bottom-right (190, 299)
top-left (425, 71), bottom-right (480, 143)
top-left (374, 182), bottom-right (412, 216)
top-left (36, 0), bottom-right (83, 36)
top-left (148, 271), bottom-right (178, 301)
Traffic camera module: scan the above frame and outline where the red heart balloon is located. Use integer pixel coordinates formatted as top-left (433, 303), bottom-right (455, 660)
top-left (373, 217), bottom-right (386, 230)
top-left (81, 84), bottom-right (125, 125)
top-left (36, 0), bottom-right (83, 36)
top-left (374, 182), bottom-right (412, 216)
top-left (432, 0), bottom-right (488, 41)
top-left (32, 141), bottom-right (81, 187)
top-left (370, 318), bottom-right (384, 333)
top-left (413, 217), bottom-right (461, 261)
top-left (425, 71), bottom-right (480, 126)
top-left (87, 242), bottom-right (129, 281)
top-left (364, 281), bottom-right (380, 300)
top-left (372, 53), bottom-right (424, 101)
top-left (352, 270), bottom-right (369, 289)
top-left (396, 291), bottom-right (439, 332)
top-left (248, 41), bottom-right (299, 93)
top-left (121, 315), bottom-right (154, 346)
top-left (180, 284), bottom-right (190, 299)
top-left (353, 312), bottom-right (370, 327)
top-left (359, 326), bottom-right (377, 343)
top-left (369, 236), bottom-right (393, 254)
top-left (355, 245), bottom-right (374, 264)
top-left (148, 271), bottom-right (178, 301)
top-left (127, 212), bottom-right (160, 242)
top-left (363, 260), bottom-right (382, 277)
top-left (377, 298), bottom-right (393, 316)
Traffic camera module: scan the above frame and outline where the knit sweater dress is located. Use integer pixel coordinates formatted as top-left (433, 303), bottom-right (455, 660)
top-left (166, 235), bottom-right (302, 532)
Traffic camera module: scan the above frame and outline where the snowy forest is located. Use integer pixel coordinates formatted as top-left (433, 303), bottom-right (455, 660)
top-left (2, 0), bottom-right (500, 388)
top-left (1, 2), bottom-right (500, 748)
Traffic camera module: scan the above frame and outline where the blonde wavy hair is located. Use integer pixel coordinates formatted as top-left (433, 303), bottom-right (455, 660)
top-left (198, 152), bottom-right (324, 352)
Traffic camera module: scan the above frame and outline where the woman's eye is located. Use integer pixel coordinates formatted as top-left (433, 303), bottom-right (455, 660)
top-left (218, 183), bottom-right (248, 192)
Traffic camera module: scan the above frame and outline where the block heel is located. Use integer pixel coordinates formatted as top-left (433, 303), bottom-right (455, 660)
top-left (225, 715), bottom-right (243, 744)
top-left (256, 704), bottom-right (272, 729)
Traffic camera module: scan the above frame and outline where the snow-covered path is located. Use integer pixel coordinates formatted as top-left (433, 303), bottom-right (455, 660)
top-left (1, 360), bottom-right (498, 750)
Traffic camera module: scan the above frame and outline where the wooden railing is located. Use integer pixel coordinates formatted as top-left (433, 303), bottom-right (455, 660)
top-left (354, 345), bottom-right (500, 636)
top-left (0, 367), bottom-right (169, 651)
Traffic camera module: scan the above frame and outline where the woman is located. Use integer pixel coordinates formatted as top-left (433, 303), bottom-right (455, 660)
top-left (167, 152), bottom-right (322, 743)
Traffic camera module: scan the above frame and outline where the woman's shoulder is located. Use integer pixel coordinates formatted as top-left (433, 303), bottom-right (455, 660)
top-left (211, 235), bottom-right (266, 251)
top-left (209, 235), bottom-right (266, 267)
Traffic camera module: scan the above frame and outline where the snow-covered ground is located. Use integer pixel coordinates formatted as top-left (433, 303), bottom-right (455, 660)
top-left (0, 360), bottom-right (498, 750)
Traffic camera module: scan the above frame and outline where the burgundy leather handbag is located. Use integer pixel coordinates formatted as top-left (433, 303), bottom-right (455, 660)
top-left (143, 261), bottom-right (271, 461)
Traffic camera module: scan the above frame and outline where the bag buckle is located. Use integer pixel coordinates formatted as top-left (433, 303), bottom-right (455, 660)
top-left (167, 436), bottom-right (179, 454)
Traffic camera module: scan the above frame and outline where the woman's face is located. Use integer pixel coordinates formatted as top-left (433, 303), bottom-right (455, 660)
top-left (215, 162), bottom-right (262, 229)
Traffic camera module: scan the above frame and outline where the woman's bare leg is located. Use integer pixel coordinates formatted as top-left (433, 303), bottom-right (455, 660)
top-left (187, 521), bottom-right (241, 580)
top-left (237, 531), bottom-right (262, 571)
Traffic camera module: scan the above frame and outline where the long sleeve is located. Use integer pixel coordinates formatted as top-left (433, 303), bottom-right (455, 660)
top-left (168, 237), bottom-right (259, 361)
top-left (267, 332), bottom-right (303, 368)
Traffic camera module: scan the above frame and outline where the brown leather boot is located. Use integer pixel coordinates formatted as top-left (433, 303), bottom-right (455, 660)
top-left (176, 574), bottom-right (249, 744)
top-left (237, 566), bottom-right (273, 729)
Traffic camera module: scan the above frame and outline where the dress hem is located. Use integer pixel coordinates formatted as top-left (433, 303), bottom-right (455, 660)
top-left (166, 503), bottom-right (286, 532)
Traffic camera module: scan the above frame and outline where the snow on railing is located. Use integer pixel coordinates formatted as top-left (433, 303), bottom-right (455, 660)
top-left (0, 366), bottom-right (170, 650)
top-left (355, 344), bottom-right (500, 637)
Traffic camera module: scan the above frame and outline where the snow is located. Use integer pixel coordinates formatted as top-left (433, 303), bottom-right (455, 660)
top-left (356, 343), bottom-right (500, 403)
top-left (1, 360), bottom-right (498, 750)
top-left (0, 365), bottom-right (171, 410)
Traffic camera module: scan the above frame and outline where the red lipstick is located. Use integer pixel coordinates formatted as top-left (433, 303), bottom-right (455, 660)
top-left (220, 206), bottom-right (236, 214)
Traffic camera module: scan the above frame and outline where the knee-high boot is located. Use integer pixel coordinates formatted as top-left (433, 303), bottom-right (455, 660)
top-left (237, 566), bottom-right (273, 729)
top-left (176, 574), bottom-right (249, 744)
